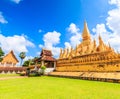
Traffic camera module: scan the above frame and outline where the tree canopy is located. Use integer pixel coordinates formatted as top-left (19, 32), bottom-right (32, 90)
top-left (19, 52), bottom-right (26, 66)
top-left (0, 47), bottom-right (4, 62)
top-left (23, 57), bottom-right (39, 67)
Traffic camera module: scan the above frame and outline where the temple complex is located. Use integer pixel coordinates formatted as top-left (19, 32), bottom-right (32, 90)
top-left (56, 21), bottom-right (120, 72)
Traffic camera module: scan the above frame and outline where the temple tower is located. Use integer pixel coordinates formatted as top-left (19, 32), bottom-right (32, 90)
top-left (82, 21), bottom-right (91, 46)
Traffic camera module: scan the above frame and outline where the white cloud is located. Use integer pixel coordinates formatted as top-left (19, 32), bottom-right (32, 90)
top-left (109, 0), bottom-right (120, 7)
top-left (11, 0), bottom-right (22, 4)
top-left (0, 34), bottom-right (35, 54)
top-left (65, 23), bottom-right (82, 48)
top-left (92, 0), bottom-right (120, 52)
top-left (92, 24), bottom-right (107, 34)
top-left (24, 56), bottom-right (34, 61)
top-left (93, 24), bottom-right (120, 52)
top-left (43, 31), bottom-right (61, 46)
top-left (92, 24), bottom-right (110, 44)
top-left (39, 31), bottom-right (61, 57)
top-left (39, 44), bottom-right (43, 48)
top-left (64, 42), bottom-right (71, 49)
top-left (0, 12), bottom-right (8, 24)
top-left (67, 23), bottom-right (80, 34)
top-left (106, 1), bottom-right (120, 36)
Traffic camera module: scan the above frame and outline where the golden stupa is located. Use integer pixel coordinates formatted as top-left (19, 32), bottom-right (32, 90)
top-left (56, 21), bottom-right (120, 72)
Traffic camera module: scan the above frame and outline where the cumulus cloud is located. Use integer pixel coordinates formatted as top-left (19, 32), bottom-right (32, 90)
top-left (0, 12), bottom-right (8, 24)
top-left (39, 31), bottom-right (61, 57)
top-left (65, 23), bottom-right (82, 48)
top-left (108, 0), bottom-right (120, 7)
top-left (93, 23), bottom-right (120, 52)
top-left (11, 0), bottom-right (22, 4)
top-left (67, 23), bottom-right (80, 34)
top-left (92, 0), bottom-right (120, 52)
top-left (92, 24), bottom-right (110, 44)
top-left (43, 31), bottom-right (61, 46)
top-left (64, 42), bottom-right (71, 49)
top-left (106, 0), bottom-right (120, 36)
top-left (0, 34), bottom-right (35, 54)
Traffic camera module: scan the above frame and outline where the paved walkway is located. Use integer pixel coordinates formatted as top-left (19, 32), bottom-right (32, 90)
top-left (0, 76), bottom-right (27, 80)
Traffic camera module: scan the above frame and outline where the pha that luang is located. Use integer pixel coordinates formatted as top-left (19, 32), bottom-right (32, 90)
top-left (56, 21), bottom-right (120, 72)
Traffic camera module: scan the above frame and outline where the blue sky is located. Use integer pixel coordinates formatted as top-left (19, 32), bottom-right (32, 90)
top-left (0, 0), bottom-right (120, 63)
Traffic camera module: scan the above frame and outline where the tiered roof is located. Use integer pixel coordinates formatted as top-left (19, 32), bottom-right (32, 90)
top-left (38, 49), bottom-right (56, 62)
top-left (40, 49), bottom-right (52, 56)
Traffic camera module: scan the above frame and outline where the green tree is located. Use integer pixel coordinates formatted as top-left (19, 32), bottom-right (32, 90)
top-left (19, 52), bottom-right (26, 66)
top-left (0, 47), bottom-right (4, 62)
top-left (32, 56), bottom-right (42, 65)
top-left (22, 60), bottom-right (30, 67)
top-left (23, 59), bottom-right (34, 67)
top-left (22, 56), bottom-right (40, 67)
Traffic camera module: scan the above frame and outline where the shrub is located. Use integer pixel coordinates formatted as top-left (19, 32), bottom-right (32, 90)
top-left (41, 65), bottom-right (46, 70)
top-left (40, 65), bottom-right (46, 75)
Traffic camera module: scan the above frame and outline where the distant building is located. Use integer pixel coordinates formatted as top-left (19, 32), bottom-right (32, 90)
top-left (36, 49), bottom-right (56, 68)
top-left (0, 50), bottom-right (19, 67)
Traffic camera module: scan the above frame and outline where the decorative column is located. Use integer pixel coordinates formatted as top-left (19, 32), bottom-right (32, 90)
top-left (4, 62), bottom-right (6, 67)
top-left (11, 63), bottom-right (14, 67)
top-left (41, 61), bottom-right (44, 66)
top-left (54, 61), bottom-right (56, 68)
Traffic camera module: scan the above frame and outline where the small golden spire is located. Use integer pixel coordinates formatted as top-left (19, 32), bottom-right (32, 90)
top-left (98, 34), bottom-right (104, 45)
top-left (99, 34), bottom-right (102, 41)
top-left (108, 42), bottom-right (111, 48)
top-left (93, 39), bottom-right (96, 47)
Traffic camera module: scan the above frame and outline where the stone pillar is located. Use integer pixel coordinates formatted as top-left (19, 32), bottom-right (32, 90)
top-left (11, 63), bottom-right (14, 67)
top-left (54, 61), bottom-right (56, 68)
top-left (41, 61), bottom-right (44, 66)
top-left (4, 62), bottom-right (6, 67)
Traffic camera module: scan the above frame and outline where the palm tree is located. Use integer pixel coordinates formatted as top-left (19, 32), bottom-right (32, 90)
top-left (0, 47), bottom-right (4, 62)
top-left (19, 52), bottom-right (26, 66)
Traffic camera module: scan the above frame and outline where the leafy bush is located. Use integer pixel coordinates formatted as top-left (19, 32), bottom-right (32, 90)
top-left (41, 65), bottom-right (46, 70)
top-left (40, 65), bottom-right (46, 75)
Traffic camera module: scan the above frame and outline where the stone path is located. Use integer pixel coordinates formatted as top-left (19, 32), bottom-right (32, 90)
top-left (0, 76), bottom-right (27, 80)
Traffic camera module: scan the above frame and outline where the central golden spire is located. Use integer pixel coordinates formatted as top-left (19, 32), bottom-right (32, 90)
top-left (82, 21), bottom-right (91, 40)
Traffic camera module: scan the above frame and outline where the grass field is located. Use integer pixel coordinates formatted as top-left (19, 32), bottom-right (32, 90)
top-left (0, 74), bottom-right (19, 77)
top-left (0, 75), bottom-right (120, 99)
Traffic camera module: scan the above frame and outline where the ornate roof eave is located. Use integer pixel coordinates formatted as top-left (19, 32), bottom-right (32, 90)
top-left (36, 56), bottom-right (56, 62)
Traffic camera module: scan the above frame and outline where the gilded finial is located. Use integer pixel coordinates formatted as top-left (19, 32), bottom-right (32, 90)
top-left (82, 20), bottom-right (91, 39)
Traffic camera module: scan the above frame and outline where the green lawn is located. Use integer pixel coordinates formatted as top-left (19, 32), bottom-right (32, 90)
top-left (0, 73), bottom-right (19, 77)
top-left (0, 76), bottom-right (120, 99)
